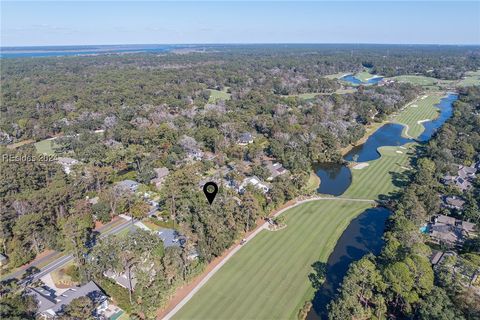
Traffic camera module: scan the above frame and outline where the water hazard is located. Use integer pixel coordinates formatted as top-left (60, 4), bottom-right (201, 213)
top-left (340, 74), bottom-right (384, 85)
top-left (308, 93), bottom-right (458, 319)
top-left (306, 207), bottom-right (391, 320)
top-left (314, 93), bottom-right (458, 196)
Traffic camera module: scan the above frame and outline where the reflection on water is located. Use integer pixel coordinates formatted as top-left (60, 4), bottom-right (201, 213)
top-left (314, 163), bottom-right (352, 196)
top-left (306, 207), bottom-right (391, 320)
top-left (417, 93), bottom-right (457, 142)
top-left (344, 123), bottom-right (412, 162)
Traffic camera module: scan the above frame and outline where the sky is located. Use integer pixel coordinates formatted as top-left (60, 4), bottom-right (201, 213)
top-left (1, 1), bottom-right (479, 47)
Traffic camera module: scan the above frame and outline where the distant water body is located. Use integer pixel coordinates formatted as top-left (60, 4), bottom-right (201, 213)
top-left (341, 74), bottom-right (383, 85)
top-left (0, 44), bottom-right (184, 58)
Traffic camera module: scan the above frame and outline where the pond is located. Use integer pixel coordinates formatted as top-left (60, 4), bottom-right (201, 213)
top-left (344, 123), bottom-right (412, 162)
top-left (314, 93), bottom-right (459, 196)
top-left (314, 163), bottom-right (352, 196)
top-left (417, 93), bottom-right (457, 142)
top-left (340, 74), bottom-right (384, 85)
top-left (306, 207), bottom-right (392, 320)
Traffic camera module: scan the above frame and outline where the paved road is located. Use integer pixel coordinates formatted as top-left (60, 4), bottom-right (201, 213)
top-left (162, 196), bottom-right (376, 320)
top-left (2, 217), bottom-right (136, 283)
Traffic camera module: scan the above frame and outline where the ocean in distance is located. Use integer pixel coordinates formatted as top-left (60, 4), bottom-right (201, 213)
top-left (0, 44), bottom-right (191, 58)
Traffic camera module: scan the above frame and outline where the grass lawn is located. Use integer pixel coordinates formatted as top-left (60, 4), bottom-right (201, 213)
top-left (304, 171), bottom-right (320, 193)
top-left (342, 145), bottom-right (412, 200)
top-left (51, 261), bottom-right (78, 288)
top-left (208, 87), bottom-right (231, 103)
top-left (393, 93), bottom-right (442, 138)
top-left (173, 200), bottom-right (373, 320)
top-left (34, 139), bottom-right (58, 155)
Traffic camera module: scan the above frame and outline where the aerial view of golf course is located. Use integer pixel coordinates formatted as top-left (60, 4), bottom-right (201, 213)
top-left (169, 86), bottom-right (465, 320)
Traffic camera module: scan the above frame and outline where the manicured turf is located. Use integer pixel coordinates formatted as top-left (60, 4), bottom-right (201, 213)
top-left (393, 94), bottom-right (442, 138)
top-left (173, 200), bottom-right (373, 320)
top-left (342, 145), bottom-right (412, 200)
top-left (208, 87), bottom-right (231, 103)
top-left (390, 75), bottom-right (443, 86)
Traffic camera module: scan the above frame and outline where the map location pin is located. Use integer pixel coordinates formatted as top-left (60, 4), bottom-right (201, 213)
top-left (203, 182), bottom-right (218, 205)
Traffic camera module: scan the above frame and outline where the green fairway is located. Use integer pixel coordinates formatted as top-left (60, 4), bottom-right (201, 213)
top-left (393, 94), bottom-right (442, 138)
top-left (342, 145), bottom-right (412, 200)
top-left (173, 200), bottom-right (373, 320)
top-left (208, 87), bottom-right (231, 103)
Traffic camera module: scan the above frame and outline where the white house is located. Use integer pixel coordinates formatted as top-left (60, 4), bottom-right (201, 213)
top-left (239, 176), bottom-right (270, 194)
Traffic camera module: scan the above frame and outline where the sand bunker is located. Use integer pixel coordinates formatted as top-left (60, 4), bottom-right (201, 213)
top-left (410, 104), bottom-right (418, 108)
top-left (352, 163), bottom-right (369, 169)
top-left (396, 151), bottom-right (403, 154)
top-left (399, 146), bottom-right (407, 149)
top-left (421, 95), bottom-right (428, 99)
top-left (417, 119), bottom-right (430, 124)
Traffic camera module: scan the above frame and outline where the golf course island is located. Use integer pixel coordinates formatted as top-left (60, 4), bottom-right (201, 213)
top-left (170, 92), bottom-right (457, 319)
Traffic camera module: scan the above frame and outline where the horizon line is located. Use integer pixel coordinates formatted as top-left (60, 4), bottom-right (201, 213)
top-left (2, 42), bottom-right (480, 49)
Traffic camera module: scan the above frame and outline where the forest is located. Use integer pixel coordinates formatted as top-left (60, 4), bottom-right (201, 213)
top-left (1, 45), bottom-right (479, 319)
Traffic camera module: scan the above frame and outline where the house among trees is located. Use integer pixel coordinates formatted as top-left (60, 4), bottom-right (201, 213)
top-left (442, 195), bottom-right (465, 210)
top-left (56, 157), bottom-right (80, 175)
top-left (264, 161), bottom-right (288, 181)
top-left (27, 281), bottom-right (108, 319)
top-left (428, 215), bottom-right (477, 248)
top-left (239, 176), bottom-right (270, 194)
top-left (151, 167), bottom-right (169, 189)
top-left (237, 132), bottom-right (254, 146)
top-left (0, 253), bottom-right (8, 266)
top-left (442, 162), bottom-right (478, 192)
top-left (116, 179), bottom-right (140, 193)
top-left (157, 228), bottom-right (185, 247)
top-left (104, 270), bottom-right (137, 291)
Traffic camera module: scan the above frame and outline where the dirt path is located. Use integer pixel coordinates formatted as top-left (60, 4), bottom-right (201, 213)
top-left (159, 196), bottom-right (376, 320)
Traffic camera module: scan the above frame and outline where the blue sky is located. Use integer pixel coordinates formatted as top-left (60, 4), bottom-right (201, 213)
top-left (1, 1), bottom-right (479, 46)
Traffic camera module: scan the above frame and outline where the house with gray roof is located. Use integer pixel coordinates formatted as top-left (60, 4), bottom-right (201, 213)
top-left (28, 281), bottom-right (108, 319)
top-left (264, 161), bottom-right (288, 181)
top-left (442, 196), bottom-right (466, 210)
top-left (116, 179), bottom-right (140, 193)
top-left (157, 228), bottom-right (185, 248)
top-left (237, 132), bottom-right (254, 146)
top-left (104, 270), bottom-right (137, 291)
top-left (151, 167), bottom-right (169, 189)
top-left (0, 253), bottom-right (8, 266)
top-left (428, 214), bottom-right (477, 248)
top-left (443, 163), bottom-right (478, 192)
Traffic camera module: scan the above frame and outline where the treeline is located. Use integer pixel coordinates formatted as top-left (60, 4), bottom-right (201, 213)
top-left (328, 87), bottom-right (480, 319)
top-left (2, 45), bottom-right (479, 142)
